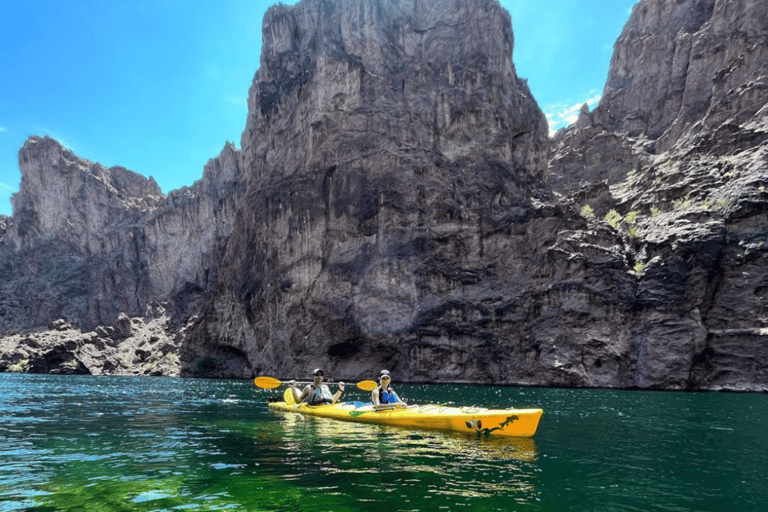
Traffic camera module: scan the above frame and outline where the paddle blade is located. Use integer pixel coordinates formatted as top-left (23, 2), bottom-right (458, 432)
top-left (356, 380), bottom-right (377, 392)
top-left (254, 376), bottom-right (282, 389)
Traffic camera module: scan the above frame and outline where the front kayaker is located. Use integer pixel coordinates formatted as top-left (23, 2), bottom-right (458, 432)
top-left (291, 368), bottom-right (345, 405)
top-left (371, 370), bottom-right (404, 409)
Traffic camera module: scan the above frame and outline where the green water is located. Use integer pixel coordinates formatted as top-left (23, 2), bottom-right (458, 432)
top-left (0, 374), bottom-right (766, 511)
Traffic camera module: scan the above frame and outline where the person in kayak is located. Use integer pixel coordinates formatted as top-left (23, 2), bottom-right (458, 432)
top-left (371, 370), bottom-right (405, 409)
top-left (291, 368), bottom-right (345, 405)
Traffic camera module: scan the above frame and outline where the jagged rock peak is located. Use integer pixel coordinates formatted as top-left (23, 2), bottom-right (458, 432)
top-left (17, 136), bottom-right (162, 202)
top-left (201, 142), bottom-right (240, 185)
top-left (548, 0), bottom-right (768, 193)
top-left (243, 0), bottom-right (548, 180)
top-left (8, 136), bottom-right (163, 250)
top-left (211, 0), bottom-right (556, 383)
top-left (597, 0), bottom-right (768, 148)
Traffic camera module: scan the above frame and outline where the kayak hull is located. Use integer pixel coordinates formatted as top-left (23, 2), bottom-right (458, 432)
top-left (268, 400), bottom-right (543, 437)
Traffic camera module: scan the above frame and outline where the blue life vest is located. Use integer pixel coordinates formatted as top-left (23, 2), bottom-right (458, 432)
top-left (379, 387), bottom-right (399, 404)
top-left (308, 385), bottom-right (333, 405)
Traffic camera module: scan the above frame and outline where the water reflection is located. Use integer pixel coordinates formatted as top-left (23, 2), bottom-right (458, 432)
top-left (6, 376), bottom-right (766, 512)
top-left (266, 409), bottom-right (539, 502)
top-left (273, 408), bottom-right (538, 459)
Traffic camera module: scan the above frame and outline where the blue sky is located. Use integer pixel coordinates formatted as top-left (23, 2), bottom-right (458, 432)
top-left (0, 0), bottom-right (637, 217)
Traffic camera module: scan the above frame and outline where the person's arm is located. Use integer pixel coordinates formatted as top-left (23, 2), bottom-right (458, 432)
top-left (297, 385), bottom-right (312, 404)
top-left (287, 381), bottom-right (301, 403)
top-left (332, 382), bottom-right (345, 403)
top-left (371, 387), bottom-right (380, 406)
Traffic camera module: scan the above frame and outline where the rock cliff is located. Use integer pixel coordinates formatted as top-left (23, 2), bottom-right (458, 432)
top-left (1, 137), bottom-right (242, 331)
top-left (205, 0), bottom-right (552, 382)
top-left (1, 0), bottom-right (767, 391)
top-left (549, 0), bottom-right (768, 391)
top-left (0, 136), bottom-right (244, 376)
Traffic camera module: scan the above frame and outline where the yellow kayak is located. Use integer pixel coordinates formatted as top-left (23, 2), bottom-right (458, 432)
top-left (268, 389), bottom-right (543, 437)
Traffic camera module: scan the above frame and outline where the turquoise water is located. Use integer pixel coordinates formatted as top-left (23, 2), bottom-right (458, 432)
top-left (0, 374), bottom-right (766, 511)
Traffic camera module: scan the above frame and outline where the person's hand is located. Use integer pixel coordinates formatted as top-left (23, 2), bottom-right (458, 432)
top-left (338, 382), bottom-right (345, 392)
top-left (288, 380), bottom-right (296, 386)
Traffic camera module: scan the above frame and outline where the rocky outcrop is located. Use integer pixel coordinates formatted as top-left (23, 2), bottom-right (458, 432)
top-left (10, 137), bottom-right (163, 252)
top-left (548, 0), bottom-right (768, 391)
top-left (1, 0), bottom-right (767, 391)
top-left (202, 0), bottom-right (556, 382)
top-left (0, 311), bottom-right (180, 376)
top-left (549, 0), bottom-right (768, 191)
top-left (0, 137), bottom-right (243, 335)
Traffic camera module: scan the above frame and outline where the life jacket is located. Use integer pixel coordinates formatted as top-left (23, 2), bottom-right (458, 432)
top-left (377, 387), bottom-right (399, 404)
top-left (307, 384), bottom-right (333, 405)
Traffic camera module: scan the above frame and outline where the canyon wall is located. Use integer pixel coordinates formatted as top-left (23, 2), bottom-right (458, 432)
top-left (1, 0), bottom-right (766, 390)
top-left (549, 0), bottom-right (768, 391)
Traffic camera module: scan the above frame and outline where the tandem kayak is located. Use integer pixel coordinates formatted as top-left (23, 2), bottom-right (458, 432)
top-left (268, 389), bottom-right (543, 437)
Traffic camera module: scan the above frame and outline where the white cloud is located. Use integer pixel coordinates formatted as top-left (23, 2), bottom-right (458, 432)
top-left (543, 90), bottom-right (602, 136)
top-left (0, 126), bottom-right (7, 133)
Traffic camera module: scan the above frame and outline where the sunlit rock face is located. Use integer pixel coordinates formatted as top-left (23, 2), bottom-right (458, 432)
top-left (548, 0), bottom-right (768, 391)
top-left (9, 136), bottom-right (163, 252)
top-left (549, 0), bottom-right (768, 191)
top-left (2, 0), bottom-right (767, 391)
top-left (0, 136), bottom-right (243, 337)
top-left (202, 0), bottom-right (561, 381)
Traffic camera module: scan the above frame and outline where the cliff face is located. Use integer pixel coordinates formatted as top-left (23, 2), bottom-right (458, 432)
top-left (1, 0), bottom-right (767, 391)
top-left (550, 0), bottom-right (768, 189)
top-left (549, 0), bottom-right (768, 391)
top-left (200, 0), bottom-right (560, 381)
top-left (0, 136), bottom-right (242, 335)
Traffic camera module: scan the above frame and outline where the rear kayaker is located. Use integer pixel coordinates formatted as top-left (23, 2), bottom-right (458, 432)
top-left (268, 389), bottom-right (543, 437)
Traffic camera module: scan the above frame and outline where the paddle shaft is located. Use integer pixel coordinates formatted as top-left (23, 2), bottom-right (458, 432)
top-left (253, 375), bottom-right (376, 392)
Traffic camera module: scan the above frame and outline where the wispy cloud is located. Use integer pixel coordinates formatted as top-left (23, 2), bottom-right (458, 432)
top-left (0, 182), bottom-right (15, 192)
top-left (544, 91), bottom-right (602, 136)
top-left (0, 126), bottom-right (7, 133)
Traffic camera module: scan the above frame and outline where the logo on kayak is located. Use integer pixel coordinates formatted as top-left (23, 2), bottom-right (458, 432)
top-left (466, 415), bottom-right (519, 435)
top-left (349, 411), bottom-right (368, 418)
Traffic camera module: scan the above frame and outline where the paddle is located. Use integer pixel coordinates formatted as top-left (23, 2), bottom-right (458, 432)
top-left (253, 376), bottom-right (377, 392)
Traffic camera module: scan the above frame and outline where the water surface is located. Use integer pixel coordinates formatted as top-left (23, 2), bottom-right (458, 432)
top-left (0, 374), bottom-right (766, 511)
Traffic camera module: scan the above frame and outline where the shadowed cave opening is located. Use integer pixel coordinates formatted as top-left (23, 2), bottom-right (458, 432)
top-left (327, 340), bottom-right (361, 358)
